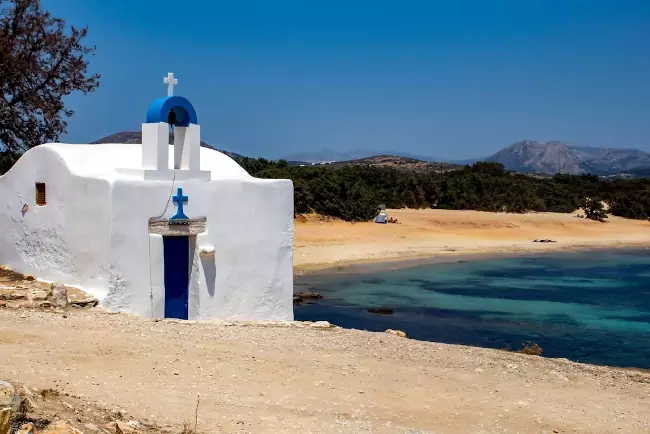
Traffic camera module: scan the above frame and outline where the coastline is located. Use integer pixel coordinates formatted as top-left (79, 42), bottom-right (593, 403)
top-left (295, 243), bottom-right (650, 276)
top-left (293, 208), bottom-right (650, 273)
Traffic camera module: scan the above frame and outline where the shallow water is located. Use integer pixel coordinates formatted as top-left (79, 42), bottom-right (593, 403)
top-left (294, 249), bottom-right (650, 368)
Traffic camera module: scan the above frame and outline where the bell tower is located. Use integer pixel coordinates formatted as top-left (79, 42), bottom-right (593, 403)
top-left (138, 72), bottom-right (210, 181)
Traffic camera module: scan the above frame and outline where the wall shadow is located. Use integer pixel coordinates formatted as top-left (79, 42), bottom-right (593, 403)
top-left (201, 253), bottom-right (216, 297)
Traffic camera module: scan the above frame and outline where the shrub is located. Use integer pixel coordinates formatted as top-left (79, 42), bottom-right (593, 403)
top-left (517, 342), bottom-right (543, 356)
top-left (582, 198), bottom-right (608, 222)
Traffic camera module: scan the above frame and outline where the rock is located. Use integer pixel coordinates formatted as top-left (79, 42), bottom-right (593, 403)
top-left (0, 408), bottom-right (11, 434)
top-left (50, 283), bottom-right (68, 308)
top-left (24, 276), bottom-right (35, 281)
top-left (0, 289), bottom-right (26, 301)
top-left (0, 301), bottom-right (6, 309)
top-left (84, 422), bottom-right (99, 431)
top-left (310, 321), bottom-right (334, 329)
top-left (42, 421), bottom-right (83, 434)
top-left (103, 421), bottom-right (138, 433)
top-left (16, 423), bottom-right (35, 434)
top-left (295, 291), bottom-right (323, 300)
top-left (533, 239), bottom-right (557, 243)
top-left (70, 298), bottom-right (98, 308)
top-left (17, 387), bottom-right (34, 400)
top-left (17, 386), bottom-right (38, 413)
top-left (19, 395), bottom-right (38, 412)
top-left (125, 420), bottom-right (141, 429)
top-left (292, 296), bottom-right (303, 304)
top-left (385, 329), bottom-right (407, 338)
top-left (368, 307), bottom-right (393, 315)
top-left (0, 381), bottom-right (20, 414)
top-left (31, 290), bottom-right (49, 301)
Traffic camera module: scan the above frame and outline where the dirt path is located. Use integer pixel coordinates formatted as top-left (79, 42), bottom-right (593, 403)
top-left (1, 309), bottom-right (649, 434)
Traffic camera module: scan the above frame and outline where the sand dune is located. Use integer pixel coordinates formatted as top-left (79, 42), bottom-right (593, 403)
top-left (294, 209), bottom-right (650, 270)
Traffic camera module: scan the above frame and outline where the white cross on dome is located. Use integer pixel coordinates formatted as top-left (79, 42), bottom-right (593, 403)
top-left (163, 72), bottom-right (178, 96)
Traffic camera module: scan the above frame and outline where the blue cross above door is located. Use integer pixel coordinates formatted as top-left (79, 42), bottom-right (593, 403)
top-left (171, 187), bottom-right (189, 220)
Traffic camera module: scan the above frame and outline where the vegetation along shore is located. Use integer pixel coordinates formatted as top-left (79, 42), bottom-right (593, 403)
top-left (240, 159), bottom-right (650, 222)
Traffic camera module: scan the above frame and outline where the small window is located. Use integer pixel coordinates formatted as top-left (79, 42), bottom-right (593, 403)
top-left (35, 183), bottom-right (46, 206)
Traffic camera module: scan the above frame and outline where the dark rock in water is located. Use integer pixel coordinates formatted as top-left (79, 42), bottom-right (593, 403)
top-left (293, 296), bottom-right (303, 304)
top-left (70, 297), bottom-right (99, 308)
top-left (362, 277), bottom-right (384, 285)
top-left (368, 307), bottom-right (394, 315)
top-left (295, 291), bottom-right (323, 300)
top-left (533, 239), bottom-right (557, 243)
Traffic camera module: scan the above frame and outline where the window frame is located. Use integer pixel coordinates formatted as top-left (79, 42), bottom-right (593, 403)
top-left (35, 182), bottom-right (46, 206)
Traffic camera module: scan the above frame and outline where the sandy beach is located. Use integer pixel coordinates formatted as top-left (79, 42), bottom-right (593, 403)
top-left (294, 208), bottom-right (650, 270)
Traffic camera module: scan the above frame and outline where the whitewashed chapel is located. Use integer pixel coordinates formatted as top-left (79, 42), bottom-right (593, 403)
top-left (0, 73), bottom-right (295, 320)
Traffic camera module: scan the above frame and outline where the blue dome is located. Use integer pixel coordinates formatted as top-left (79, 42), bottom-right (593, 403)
top-left (145, 96), bottom-right (197, 127)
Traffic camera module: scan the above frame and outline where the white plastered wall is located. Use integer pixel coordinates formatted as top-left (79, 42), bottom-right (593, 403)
top-left (107, 176), bottom-right (294, 320)
top-left (0, 143), bottom-right (295, 321)
top-left (0, 146), bottom-right (113, 297)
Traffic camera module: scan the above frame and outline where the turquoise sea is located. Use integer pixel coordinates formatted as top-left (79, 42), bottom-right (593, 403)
top-left (294, 249), bottom-right (650, 369)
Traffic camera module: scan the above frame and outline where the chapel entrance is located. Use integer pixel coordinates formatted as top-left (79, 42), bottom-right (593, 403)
top-left (162, 235), bottom-right (190, 320)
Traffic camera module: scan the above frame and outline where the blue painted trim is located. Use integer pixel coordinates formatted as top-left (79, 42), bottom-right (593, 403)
top-left (145, 96), bottom-right (198, 127)
top-left (171, 187), bottom-right (189, 220)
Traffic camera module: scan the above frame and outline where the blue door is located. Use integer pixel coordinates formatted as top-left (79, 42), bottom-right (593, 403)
top-left (163, 236), bottom-right (190, 319)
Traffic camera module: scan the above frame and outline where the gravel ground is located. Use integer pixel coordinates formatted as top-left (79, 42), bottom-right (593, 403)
top-left (1, 309), bottom-right (649, 433)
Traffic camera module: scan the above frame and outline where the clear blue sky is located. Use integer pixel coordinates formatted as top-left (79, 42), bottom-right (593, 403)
top-left (42, 0), bottom-right (650, 159)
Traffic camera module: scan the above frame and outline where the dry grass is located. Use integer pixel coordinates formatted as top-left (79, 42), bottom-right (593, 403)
top-left (517, 342), bottom-right (544, 356)
top-left (39, 388), bottom-right (59, 399)
top-left (179, 422), bottom-right (196, 434)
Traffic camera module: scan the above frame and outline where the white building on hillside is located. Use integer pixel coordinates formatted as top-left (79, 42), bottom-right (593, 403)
top-left (0, 73), bottom-right (295, 321)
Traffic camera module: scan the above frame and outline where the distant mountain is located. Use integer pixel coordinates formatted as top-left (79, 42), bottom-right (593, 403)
top-left (92, 132), bottom-right (244, 160)
top-left (93, 134), bottom-right (650, 177)
top-left (485, 140), bottom-right (650, 176)
top-left (485, 140), bottom-right (583, 174)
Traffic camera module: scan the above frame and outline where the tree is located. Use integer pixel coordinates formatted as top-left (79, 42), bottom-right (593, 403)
top-left (582, 197), bottom-right (608, 222)
top-left (0, 0), bottom-right (100, 173)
